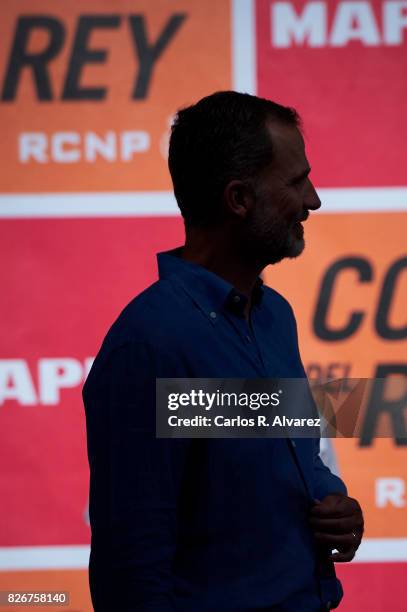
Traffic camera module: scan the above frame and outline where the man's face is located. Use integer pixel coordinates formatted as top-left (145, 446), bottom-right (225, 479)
top-left (242, 121), bottom-right (321, 266)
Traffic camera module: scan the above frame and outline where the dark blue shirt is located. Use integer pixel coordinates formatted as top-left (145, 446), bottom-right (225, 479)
top-left (83, 246), bottom-right (347, 611)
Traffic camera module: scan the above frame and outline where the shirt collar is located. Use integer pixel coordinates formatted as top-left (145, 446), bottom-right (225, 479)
top-left (157, 246), bottom-right (264, 322)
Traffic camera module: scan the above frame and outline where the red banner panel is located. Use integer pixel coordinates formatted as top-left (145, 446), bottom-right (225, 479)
top-left (256, 0), bottom-right (407, 186)
top-left (0, 217), bottom-right (184, 545)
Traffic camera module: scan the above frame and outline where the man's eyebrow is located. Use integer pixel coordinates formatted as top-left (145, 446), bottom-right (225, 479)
top-left (291, 167), bottom-right (311, 182)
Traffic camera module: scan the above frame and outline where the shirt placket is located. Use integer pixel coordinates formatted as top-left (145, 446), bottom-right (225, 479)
top-left (247, 306), bottom-right (267, 375)
top-left (223, 308), bottom-right (266, 376)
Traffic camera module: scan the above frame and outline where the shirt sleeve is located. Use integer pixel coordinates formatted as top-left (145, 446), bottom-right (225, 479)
top-left (284, 301), bottom-right (348, 501)
top-left (313, 437), bottom-right (348, 500)
top-left (83, 341), bottom-right (192, 611)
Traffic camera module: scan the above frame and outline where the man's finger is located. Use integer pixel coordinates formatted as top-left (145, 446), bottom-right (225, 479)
top-left (313, 532), bottom-right (358, 548)
top-left (329, 548), bottom-right (356, 563)
top-left (310, 497), bottom-right (361, 519)
top-left (310, 516), bottom-right (364, 535)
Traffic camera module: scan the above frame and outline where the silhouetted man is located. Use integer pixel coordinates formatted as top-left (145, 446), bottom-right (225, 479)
top-left (83, 91), bottom-right (364, 611)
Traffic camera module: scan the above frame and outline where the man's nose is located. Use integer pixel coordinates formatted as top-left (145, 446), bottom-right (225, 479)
top-left (305, 179), bottom-right (321, 211)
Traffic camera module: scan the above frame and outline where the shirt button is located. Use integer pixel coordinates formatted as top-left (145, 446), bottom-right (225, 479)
top-left (209, 311), bottom-right (217, 319)
top-left (233, 295), bottom-right (241, 303)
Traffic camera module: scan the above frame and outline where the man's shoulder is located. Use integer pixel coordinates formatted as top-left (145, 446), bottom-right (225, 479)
top-left (84, 279), bottom-right (185, 392)
top-left (102, 278), bottom-right (184, 347)
top-left (91, 276), bottom-right (201, 364)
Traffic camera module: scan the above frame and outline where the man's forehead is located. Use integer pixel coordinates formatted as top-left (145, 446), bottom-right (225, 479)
top-left (265, 120), bottom-right (307, 170)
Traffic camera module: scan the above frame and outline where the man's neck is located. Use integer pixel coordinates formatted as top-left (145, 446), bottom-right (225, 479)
top-left (181, 227), bottom-right (264, 320)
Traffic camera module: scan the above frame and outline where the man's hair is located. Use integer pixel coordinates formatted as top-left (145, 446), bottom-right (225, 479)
top-left (168, 90), bottom-right (301, 227)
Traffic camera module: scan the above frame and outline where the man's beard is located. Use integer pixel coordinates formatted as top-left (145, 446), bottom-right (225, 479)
top-left (242, 207), bottom-right (305, 266)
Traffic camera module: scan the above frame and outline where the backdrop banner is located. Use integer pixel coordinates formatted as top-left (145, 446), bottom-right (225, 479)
top-left (1, 1), bottom-right (406, 611)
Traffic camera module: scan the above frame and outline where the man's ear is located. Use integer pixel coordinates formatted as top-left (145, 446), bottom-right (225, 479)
top-left (223, 180), bottom-right (255, 220)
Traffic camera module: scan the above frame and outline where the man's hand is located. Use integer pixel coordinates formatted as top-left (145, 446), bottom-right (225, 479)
top-left (309, 493), bottom-right (364, 562)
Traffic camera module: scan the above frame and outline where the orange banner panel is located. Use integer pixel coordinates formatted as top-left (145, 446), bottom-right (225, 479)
top-left (0, 570), bottom-right (91, 611)
top-left (0, 0), bottom-right (231, 193)
top-left (264, 212), bottom-right (406, 379)
top-left (264, 211), bottom-right (407, 538)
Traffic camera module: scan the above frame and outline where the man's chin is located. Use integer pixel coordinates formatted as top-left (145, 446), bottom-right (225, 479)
top-left (266, 239), bottom-right (304, 266)
top-left (287, 237), bottom-right (305, 258)
top-left (257, 236), bottom-right (305, 266)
